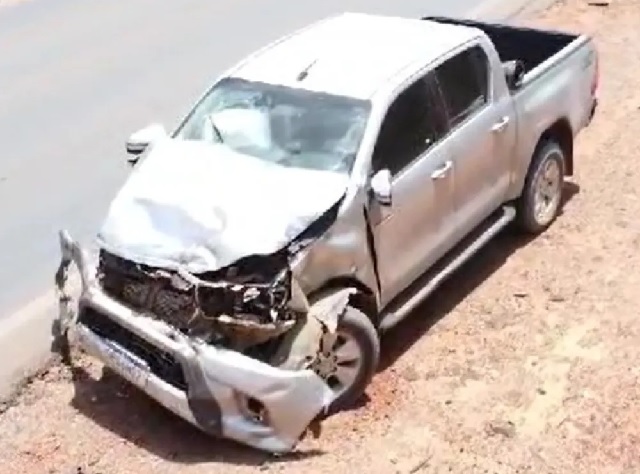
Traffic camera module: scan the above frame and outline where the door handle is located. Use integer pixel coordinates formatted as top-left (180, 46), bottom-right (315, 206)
top-left (431, 160), bottom-right (452, 180)
top-left (491, 116), bottom-right (510, 133)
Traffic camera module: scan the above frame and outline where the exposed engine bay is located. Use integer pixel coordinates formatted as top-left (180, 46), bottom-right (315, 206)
top-left (97, 249), bottom-right (301, 358)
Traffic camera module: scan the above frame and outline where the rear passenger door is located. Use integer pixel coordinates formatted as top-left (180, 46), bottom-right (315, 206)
top-left (433, 44), bottom-right (515, 237)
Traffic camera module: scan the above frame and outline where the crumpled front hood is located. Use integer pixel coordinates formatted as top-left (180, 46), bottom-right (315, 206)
top-left (97, 138), bottom-right (348, 273)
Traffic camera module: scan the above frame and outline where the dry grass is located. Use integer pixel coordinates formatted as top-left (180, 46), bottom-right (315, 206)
top-left (1, 0), bottom-right (640, 472)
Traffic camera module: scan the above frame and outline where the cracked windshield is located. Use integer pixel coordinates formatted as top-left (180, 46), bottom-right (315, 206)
top-left (176, 77), bottom-right (371, 173)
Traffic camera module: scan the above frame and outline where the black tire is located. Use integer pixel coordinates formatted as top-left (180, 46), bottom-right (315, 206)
top-left (515, 139), bottom-right (566, 234)
top-left (326, 305), bottom-right (380, 414)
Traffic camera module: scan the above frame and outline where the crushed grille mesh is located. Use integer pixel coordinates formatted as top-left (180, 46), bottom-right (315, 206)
top-left (121, 281), bottom-right (149, 308)
top-left (151, 287), bottom-right (196, 325)
top-left (97, 249), bottom-right (293, 339)
top-left (118, 279), bottom-right (196, 329)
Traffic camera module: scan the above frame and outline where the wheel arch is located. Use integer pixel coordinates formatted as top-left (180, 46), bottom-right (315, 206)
top-left (538, 117), bottom-right (574, 176)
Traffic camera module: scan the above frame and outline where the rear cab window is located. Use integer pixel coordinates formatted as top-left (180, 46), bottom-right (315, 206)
top-left (434, 45), bottom-right (490, 128)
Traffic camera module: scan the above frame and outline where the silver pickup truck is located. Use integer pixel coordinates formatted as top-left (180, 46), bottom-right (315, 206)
top-left (53, 13), bottom-right (598, 454)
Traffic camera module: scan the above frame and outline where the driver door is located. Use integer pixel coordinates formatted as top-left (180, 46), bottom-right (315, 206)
top-left (370, 73), bottom-right (456, 307)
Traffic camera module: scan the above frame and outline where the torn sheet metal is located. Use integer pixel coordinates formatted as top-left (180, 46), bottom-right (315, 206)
top-left (96, 138), bottom-right (349, 273)
top-left (97, 249), bottom-right (298, 350)
top-left (271, 288), bottom-right (355, 374)
top-left (54, 231), bottom-right (336, 453)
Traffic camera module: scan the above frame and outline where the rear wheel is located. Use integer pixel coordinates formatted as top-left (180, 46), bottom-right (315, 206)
top-left (515, 140), bottom-right (566, 234)
top-left (312, 305), bottom-right (380, 414)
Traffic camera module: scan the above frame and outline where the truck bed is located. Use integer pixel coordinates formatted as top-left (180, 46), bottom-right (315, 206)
top-left (423, 16), bottom-right (578, 77)
top-left (424, 14), bottom-right (598, 201)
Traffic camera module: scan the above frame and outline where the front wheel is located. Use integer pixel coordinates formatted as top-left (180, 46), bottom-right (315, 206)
top-left (313, 305), bottom-right (380, 415)
top-left (515, 140), bottom-right (566, 234)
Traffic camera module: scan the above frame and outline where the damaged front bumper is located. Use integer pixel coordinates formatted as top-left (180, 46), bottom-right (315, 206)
top-left (52, 230), bottom-right (334, 454)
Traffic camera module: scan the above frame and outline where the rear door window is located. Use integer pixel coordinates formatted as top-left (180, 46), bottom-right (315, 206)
top-left (434, 45), bottom-right (490, 129)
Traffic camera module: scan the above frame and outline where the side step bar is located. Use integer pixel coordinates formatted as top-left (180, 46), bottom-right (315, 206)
top-left (379, 205), bottom-right (516, 332)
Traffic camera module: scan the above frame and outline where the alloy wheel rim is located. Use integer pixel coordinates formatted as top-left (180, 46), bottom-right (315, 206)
top-left (533, 156), bottom-right (562, 226)
top-left (314, 330), bottom-right (364, 398)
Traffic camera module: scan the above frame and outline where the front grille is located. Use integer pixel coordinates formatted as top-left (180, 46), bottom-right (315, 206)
top-left (96, 250), bottom-right (294, 345)
top-left (98, 251), bottom-right (196, 330)
top-left (79, 307), bottom-right (187, 391)
top-left (119, 280), bottom-right (196, 329)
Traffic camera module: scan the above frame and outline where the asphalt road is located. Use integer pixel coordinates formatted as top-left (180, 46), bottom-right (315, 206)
top-left (0, 0), bottom-right (490, 318)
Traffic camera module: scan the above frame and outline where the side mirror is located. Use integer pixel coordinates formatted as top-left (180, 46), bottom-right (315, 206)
top-left (503, 60), bottom-right (526, 91)
top-left (370, 169), bottom-right (392, 206)
top-left (126, 123), bottom-right (167, 158)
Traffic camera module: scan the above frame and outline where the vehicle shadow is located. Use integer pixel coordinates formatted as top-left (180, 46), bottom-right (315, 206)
top-left (376, 231), bottom-right (531, 373)
top-left (65, 182), bottom-right (579, 464)
top-left (67, 365), bottom-right (324, 466)
top-left (377, 180), bottom-right (580, 373)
